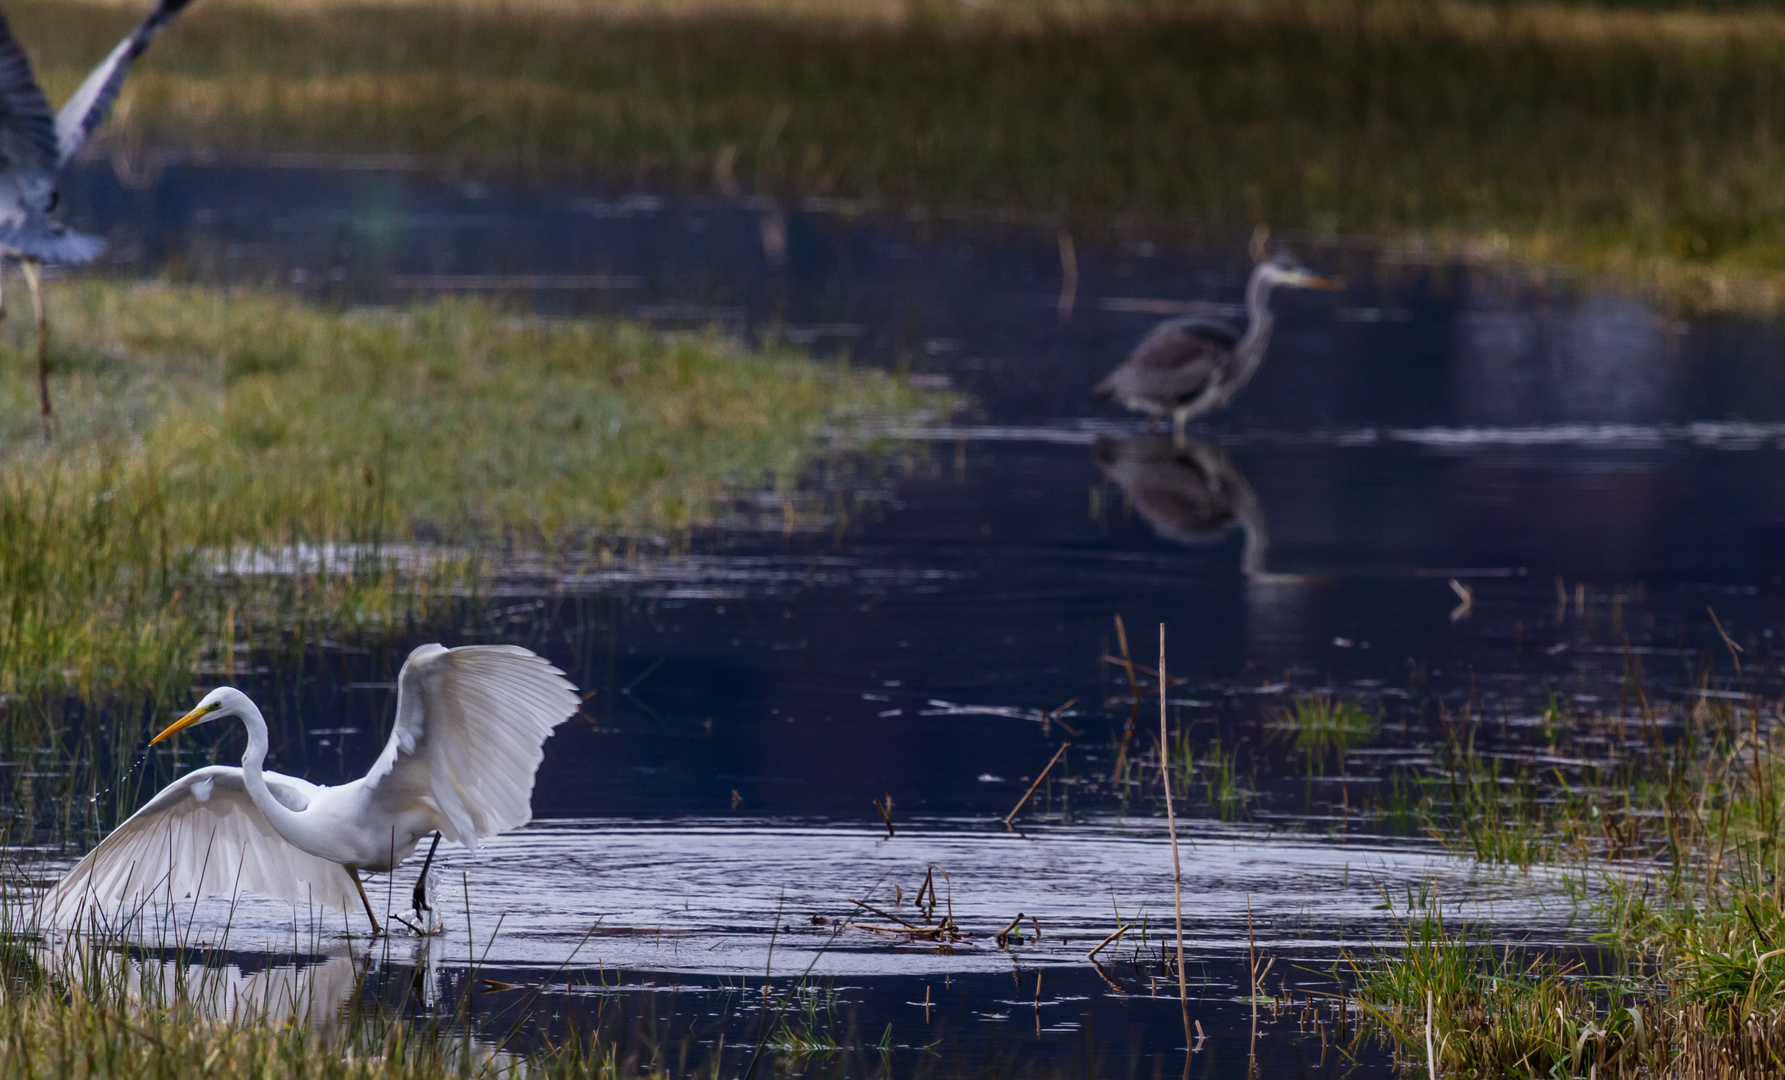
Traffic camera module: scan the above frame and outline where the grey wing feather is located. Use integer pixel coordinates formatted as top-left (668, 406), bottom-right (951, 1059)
top-left (0, 12), bottom-right (56, 176)
top-left (0, 218), bottom-right (104, 263)
top-left (364, 645), bottom-right (580, 853)
top-left (55, 0), bottom-right (195, 167)
top-left (1096, 316), bottom-right (1239, 408)
top-left (40, 765), bottom-right (359, 927)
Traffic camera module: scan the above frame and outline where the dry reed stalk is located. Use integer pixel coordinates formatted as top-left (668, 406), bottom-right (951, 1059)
top-left (846, 897), bottom-right (916, 928)
top-left (1056, 230), bottom-right (1078, 324)
top-left (872, 794), bottom-right (894, 838)
top-left (1112, 615), bottom-right (1142, 778)
top-left (1098, 655), bottom-right (1184, 686)
top-left (1424, 990), bottom-right (1437, 1080)
top-left (1087, 922), bottom-right (1130, 961)
top-left (914, 866), bottom-right (935, 921)
top-left (1160, 623), bottom-right (1189, 1045)
top-left (995, 912), bottom-right (1024, 946)
top-left (853, 923), bottom-right (947, 937)
top-left (1044, 696), bottom-right (1080, 737)
top-left (1003, 742), bottom-right (1070, 830)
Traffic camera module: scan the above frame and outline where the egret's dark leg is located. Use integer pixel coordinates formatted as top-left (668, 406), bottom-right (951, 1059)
top-left (1171, 408), bottom-right (1188, 446)
top-left (21, 260), bottom-right (50, 441)
top-left (350, 869), bottom-right (383, 935)
top-left (412, 832), bottom-right (442, 920)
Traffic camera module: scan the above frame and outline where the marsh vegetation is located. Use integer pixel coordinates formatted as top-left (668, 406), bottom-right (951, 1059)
top-left (24, 0), bottom-right (1785, 308)
top-left (0, 279), bottom-right (935, 841)
top-left (5, 2), bottom-right (1785, 1078)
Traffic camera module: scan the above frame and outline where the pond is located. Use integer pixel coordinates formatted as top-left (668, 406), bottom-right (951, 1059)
top-left (37, 155), bottom-right (1785, 1074)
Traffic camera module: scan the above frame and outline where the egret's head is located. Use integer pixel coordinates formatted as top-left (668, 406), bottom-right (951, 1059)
top-left (151, 687), bottom-right (247, 744)
top-left (1257, 252), bottom-right (1341, 292)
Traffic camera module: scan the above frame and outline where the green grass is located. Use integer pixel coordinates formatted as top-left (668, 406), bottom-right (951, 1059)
top-left (1270, 694), bottom-right (1377, 775)
top-left (0, 278), bottom-right (938, 836)
top-left (22, 0), bottom-right (1785, 308)
top-left (1353, 901), bottom-right (1645, 1078)
top-left (1346, 670), bottom-right (1785, 1076)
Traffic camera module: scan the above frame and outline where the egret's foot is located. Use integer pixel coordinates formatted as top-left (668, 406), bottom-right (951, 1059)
top-left (411, 832), bottom-right (442, 927)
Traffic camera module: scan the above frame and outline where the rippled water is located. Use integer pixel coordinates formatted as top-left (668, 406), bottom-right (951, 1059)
top-left (35, 822), bottom-right (1580, 1075)
top-left (38, 155), bottom-right (1785, 1072)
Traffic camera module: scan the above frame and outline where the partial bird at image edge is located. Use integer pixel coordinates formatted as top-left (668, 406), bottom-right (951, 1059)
top-left (40, 643), bottom-right (580, 936)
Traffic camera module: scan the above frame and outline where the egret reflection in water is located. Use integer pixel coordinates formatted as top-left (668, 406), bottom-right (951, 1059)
top-left (35, 936), bottom-right (368, 1033)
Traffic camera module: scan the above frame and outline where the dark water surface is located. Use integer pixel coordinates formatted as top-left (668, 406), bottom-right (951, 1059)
top-left (45, 156), bottom-right (1785, 1074)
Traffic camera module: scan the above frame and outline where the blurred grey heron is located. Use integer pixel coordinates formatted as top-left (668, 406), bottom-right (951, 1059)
top-left (0, 0), bottom-right (195, 437)
top-left (1093, 248), bottom-right (1339, 442)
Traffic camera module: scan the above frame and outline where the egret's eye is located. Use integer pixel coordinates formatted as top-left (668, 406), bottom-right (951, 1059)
top-left (45, 190), bottom-right (58, 213)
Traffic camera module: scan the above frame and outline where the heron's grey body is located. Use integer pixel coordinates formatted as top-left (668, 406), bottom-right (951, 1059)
top-left (1093, 252), bottom-right (1338, 441)
top-left (0, 0), bottom-right (196, 435)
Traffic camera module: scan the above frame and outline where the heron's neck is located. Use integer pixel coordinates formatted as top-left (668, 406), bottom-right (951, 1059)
top-left (237, 701), bottom-right (304, 838)
top-left (1231, 271), bottom-right (1277, 390)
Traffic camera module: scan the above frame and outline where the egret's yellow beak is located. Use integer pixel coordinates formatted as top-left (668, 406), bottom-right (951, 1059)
top-left (1300, 273), bottom-right (1343, 291)
top-left (151, 701), bottom-right (221, 745)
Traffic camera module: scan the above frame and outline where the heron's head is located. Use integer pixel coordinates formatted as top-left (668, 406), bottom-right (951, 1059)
top-left (1257, 252), bottom-right (1341, 292)
top-left (151, 687), bottom-right (251, 744)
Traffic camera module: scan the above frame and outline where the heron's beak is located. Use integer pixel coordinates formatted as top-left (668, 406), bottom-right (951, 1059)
top-left (1299, 273), bottom-right (1343, 291)
top-left (151, 701), bottom-right (221, 745)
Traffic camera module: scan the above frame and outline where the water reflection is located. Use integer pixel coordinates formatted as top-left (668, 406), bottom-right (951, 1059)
top-left (38, 937), bottom-right (366, 1032)
top-left (1094, 435), bottom-right (1270, 576)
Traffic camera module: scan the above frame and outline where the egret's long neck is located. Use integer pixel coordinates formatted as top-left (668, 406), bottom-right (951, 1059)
top-left (1227, 269), bottom-right (1278, 397)
top-left (236, 701), bottom-right (305, 838)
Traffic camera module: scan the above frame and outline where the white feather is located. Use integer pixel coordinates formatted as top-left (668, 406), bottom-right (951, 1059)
top-left (42, 766), bottom-right (357, 927)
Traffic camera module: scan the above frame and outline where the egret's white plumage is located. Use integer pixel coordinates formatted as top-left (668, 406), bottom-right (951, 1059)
top-left (43, 644), bottom-right (579, 931)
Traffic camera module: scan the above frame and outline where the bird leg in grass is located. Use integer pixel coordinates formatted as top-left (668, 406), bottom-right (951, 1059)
top-left (21, 260), bottom-right (51, 440)
top-left (350, 869), bottom-right (383, 935)
top-left (412, 832), bottom-right (442, 922)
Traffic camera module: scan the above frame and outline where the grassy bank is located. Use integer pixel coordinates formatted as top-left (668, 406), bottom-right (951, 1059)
top-left (22, 0), bottom-right (1785, 309)
top-left (1334, 655), bottom-right (1785, 1077)
top-left (0, 279), bottom-right (933, 835)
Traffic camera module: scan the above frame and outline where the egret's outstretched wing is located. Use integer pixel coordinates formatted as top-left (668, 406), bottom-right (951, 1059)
top-left (41, 766), bottom-right (359, 927)
top-left (0, 12), bottom-right (55, 177)
top-left (364, 645), bottom-right (579, 852)
top-left (55, 0), bottom-right (195, 167)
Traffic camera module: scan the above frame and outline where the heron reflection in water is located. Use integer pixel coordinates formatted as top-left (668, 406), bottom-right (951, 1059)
top-left (1094, 435), bottom-right (1275, 576)
top-left (1093, 246), bottom-right (1339, 442)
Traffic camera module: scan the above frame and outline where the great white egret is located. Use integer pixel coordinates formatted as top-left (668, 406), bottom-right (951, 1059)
top-left (43, 644), bottom-right (580, 934)
top-left (0, 0), bottom-right (198, 437)
top-left (1093, 251), bottom-right (1339, 442)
